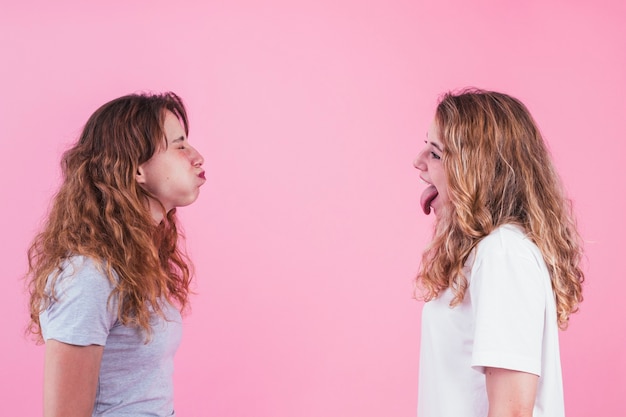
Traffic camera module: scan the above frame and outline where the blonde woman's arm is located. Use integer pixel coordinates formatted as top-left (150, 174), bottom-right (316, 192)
top-left (485, 367), bottom-right (538, 417)
top-left (44, 340), bottom-right (104, 417)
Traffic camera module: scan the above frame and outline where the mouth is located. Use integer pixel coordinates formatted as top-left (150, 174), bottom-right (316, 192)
top-left (198, 171), bottom-right (206, 180)
top-left (420, 179), bottom-right (438, 215)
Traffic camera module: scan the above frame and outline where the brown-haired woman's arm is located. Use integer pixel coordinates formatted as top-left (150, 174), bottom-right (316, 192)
top-left (44, 340), bottom-right (103, 417)
top-left (485, 367), bottom-right (538, 417)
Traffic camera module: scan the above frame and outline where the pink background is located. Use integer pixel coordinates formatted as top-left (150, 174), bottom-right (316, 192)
top-left (1, 1), bottom-right (624, 415)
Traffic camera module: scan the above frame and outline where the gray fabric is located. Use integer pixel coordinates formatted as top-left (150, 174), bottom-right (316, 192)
top-left (40, 256), bottom-right (182, 416)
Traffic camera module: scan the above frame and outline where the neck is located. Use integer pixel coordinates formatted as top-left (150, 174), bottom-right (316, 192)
top-left (146, 198), bottom-right (168, 224)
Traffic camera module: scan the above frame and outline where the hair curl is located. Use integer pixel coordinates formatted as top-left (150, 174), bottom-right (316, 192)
top-left (27, 92), bottom-right (193, 342)
top-left (416, 88), bottom-right (584, 329)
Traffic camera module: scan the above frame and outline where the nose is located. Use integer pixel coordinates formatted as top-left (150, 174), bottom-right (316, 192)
top-left (413, 148), bottom-right (426, 171)
top-left (191, 146), bottom-right (204, 167)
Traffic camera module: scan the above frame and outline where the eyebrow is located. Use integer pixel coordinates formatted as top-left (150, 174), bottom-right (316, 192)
top-left (424, 138), bottom-right (444, 152)
top-left (429, 141), bottom-right (443, 152)
top-left (170, 135), bottom-right (186, 144)
top-left (425, 131), bottom-right (443, 152)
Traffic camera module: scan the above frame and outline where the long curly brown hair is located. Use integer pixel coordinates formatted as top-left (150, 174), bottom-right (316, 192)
top-left (416, 88), bottom-right (584, 329)
top-left (27, 92), bottom-right (193, 342)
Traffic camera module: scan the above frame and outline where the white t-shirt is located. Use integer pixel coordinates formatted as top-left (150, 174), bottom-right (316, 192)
top-left (417, 224), bottom-right (565, 417)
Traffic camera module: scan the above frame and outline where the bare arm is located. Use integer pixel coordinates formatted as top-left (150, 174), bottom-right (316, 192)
top-left (44, 340), bottom-right (104, 417)
top-left (485, 367), bottom-right (538, 417)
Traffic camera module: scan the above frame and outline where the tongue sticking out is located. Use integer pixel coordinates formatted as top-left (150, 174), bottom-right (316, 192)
top-left (420, 185), bottom-right (439, 215)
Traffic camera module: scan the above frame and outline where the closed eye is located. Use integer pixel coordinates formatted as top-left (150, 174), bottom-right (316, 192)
top-left (171, 135), bottom-right (187, 149)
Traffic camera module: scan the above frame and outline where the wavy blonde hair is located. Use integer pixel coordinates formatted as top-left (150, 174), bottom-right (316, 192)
top-left (27, 92), bottom-right (193, 342)
top-left (416, 88), bottom-right (584, 329)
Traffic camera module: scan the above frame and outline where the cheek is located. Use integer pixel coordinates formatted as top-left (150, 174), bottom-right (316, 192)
top-left (175, 152), bottom-right (194, 166)
top-left (436, 167), bottom-right (451, 197)
top-left (433, 164), bottom-right (447, 183)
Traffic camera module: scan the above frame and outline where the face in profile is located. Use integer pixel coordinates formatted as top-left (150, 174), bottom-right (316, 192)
top-left (414, 119), bottom-right (449, 216)
top-left (136, 111), bottom-right (206, 220)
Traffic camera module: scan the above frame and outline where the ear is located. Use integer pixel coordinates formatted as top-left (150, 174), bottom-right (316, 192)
top-left (136, 164), bottom-right (147, 185)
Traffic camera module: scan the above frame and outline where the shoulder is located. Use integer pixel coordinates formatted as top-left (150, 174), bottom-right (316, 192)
top-left (471, 224), bottom-right (547, 274)
top-left (42, 256), bottom-right (120, 344)
top-left (476, 224), bottom-right (539, 258)
top-left (469, 225), bottom-right (551, 301)
top-left (52, 255), bottom-right (117, 294)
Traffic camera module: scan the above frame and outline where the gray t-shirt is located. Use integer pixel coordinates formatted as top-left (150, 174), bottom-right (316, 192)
top-left (40, 256), bottom-right (182, 416)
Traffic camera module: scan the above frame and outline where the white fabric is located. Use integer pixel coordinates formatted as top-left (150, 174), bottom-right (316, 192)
top-left (417, 224), bottom-right (565, 417)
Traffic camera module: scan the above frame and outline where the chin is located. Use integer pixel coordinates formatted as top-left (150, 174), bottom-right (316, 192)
top-left (428, 200), bottom-right (445, 216)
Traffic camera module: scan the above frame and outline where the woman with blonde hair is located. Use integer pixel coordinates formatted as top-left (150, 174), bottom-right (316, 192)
top-left (26, 92), bottom-right (206, 416)
top-left (414, 89), bottom-right (583, 417)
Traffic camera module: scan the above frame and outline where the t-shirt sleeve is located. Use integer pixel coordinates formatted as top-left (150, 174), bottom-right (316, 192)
top-left (469, 242), bottom-right (546, 376)
top-left (40, 257), bottom-right (118, 346)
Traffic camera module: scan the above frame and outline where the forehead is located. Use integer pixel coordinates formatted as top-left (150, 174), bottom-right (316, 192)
top-left (162, 111), bottom-right (185, 140)
top-left (426, 119), bottom-right (444, 149)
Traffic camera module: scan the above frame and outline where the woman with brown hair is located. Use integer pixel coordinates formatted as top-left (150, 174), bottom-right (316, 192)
top-left (26, 92), bottom-right (205, 416)
top-left (414, 89), bottom-right (584, 417)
